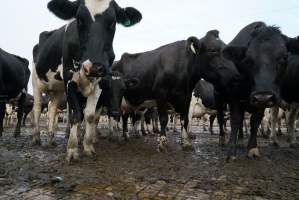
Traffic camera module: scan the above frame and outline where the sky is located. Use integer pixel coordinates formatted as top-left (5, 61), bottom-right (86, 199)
top-left (0, 0), bottom-right (299, 93)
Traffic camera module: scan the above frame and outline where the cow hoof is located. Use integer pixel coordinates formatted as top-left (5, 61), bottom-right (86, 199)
top-left (48, 140), bottom-right (57, 147)
top-left (142, 130), bottom-right (147, 136)
top-left (157, 136), bottom-right (168, 153)
top-left (84, 144), bottom-right (96, 157)
top-left (226, 156), bottom-right (237, 163)
top-left (270, 141), bottom-right (280, 148)
top-left (247, 148), bottom-right (260, 158)
top-left (31, 138), bottom-right (42, 146)
top-left (181, 137), bottom-right (193, 151)
top-left (67, 149), bottom-right (79, 164)
top-left (219, 136), bottom-right (226, 147)
top-left (290, 143), bottom-right (299, 148)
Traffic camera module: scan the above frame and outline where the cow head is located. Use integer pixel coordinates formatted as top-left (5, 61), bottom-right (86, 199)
top-left (99, 71), bottom-right (139, 118)
top-left (223, 25), bottom-right (299, 108)
top-left (187, 30), bottom-right (240, 89)
top-left (48, 0), bottom-right (142, 78)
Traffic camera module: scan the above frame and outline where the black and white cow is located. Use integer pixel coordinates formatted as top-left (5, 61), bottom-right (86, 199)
top-left (32, 27), bottom-right (66, 146)
top-left (270, 53), bottom-right (299, 148)
top-left (219, 21), bottom-right (299, 160)
top-left (0, 48), bottom-right (30, 137)
top-left (111, 30), bottom-right (239, 152)
top-left (47, 0), bottom-right (142, 162)
top-left (22, 93), bottom-right (34, 126)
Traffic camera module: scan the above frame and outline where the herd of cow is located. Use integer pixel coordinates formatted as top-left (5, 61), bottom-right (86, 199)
top-left (1, 0), bottom-right (299, 163)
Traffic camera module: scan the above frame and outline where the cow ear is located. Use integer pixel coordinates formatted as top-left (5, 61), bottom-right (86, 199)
top-left (125, 78), bottom-right (140, 89)
top-left (187, 36), bottom-right (201, 55)
top-left (283, 35), bottom-right (299, 54)
top-left (47, 0), bottom-right (80, 20)
top-left (114, 3), bottom-right (142, 27)
top-left (223, 46), bottom-right (247, 63)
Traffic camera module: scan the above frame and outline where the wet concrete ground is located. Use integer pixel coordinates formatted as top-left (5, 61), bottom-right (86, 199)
top-left (0, 121), bottom-right (298, 200)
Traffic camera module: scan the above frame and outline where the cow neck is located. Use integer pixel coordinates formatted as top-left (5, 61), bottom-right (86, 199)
top-left (190, 55), bottom-right (204, 90)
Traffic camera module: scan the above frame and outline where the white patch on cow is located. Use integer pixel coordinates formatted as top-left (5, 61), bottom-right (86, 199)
top-left (65, 19), bottom-right (75, 32)
top-left (85, 0), bottom-right (112, 21)
top-left (190, 42), bottom-right (197, 54)
top-left (71, 67), bottom-right (100, 97)
top-left (112, 76), bottom-right (121, 80)
top-left (41, 64), bottom-right (65, 91)
top-left (82, 59), bottom-right (92, 72)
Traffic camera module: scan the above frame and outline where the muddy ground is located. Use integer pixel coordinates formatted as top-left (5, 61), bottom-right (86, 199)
top-left (0, 120), bottom-right (298, 200)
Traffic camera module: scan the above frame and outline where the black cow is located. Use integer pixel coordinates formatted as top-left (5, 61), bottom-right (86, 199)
top-left (0, 49), bottom-right (30, 137)
top-left (111, 30), bottom-right (239, 152)
top-left (216, 21), bottom-right (299, 160)
top-left (270, 54), bottom-right (299, 148)
top-left (47, 0), bottom-right (142, 162)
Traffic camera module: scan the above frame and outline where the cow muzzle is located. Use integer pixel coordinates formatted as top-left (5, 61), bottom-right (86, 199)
top-left (250, 91), bottom-right (277, 108)
top-left (82, 60), bottom-right (107, 77)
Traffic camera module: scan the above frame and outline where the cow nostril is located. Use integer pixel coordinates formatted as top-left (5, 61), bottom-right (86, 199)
top-left (251, 93), bottom-right (276, 107)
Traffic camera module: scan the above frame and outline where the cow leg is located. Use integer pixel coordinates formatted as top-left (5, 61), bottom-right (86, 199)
top-left (108, 116), bottom-right (121, 141)
top-left (227, 103), bottom-right (243, 161)
top-left (47, 93), bottom-right (63, 146)
top-left (83, 85), bottom-right (101, 159)
top-left (157, 103), bottom-right (169, 152)
top-left (22, 111), bottom-right (29, 127)
top-left (287, 107), bottom-right (299, 148)
top-left (277, 117), bottom-right (282, 136)
top-left (270, 106), bottom-right (279, 147)
top-left (172, 114), bottom-right (177, 133)
top-left (217, 108), bottom-right (226, 146)
top-left (209, 114), bottom-right (216, 135)
top-left (32, 89), bottom-right (42, 145)
top-left (65, 104), bottom-right (71, 139)
top-left (181, 115), bottom-right (193, 151)
top-left (140, 111), bottom-right (147, 136)
top-left (202, 114), bottom-right (208, 132)
top-left (66, 81), bottom-right (84, 163)
top-left (122, 112), bottom-right (130, 141)
top-left (0, 102), bottom-right (5, 137)
top-left (152, 108), bottom-right (159, 133)
top-left (247, 109), bottom-right (264, 158)
top-left (237, 114), bottom-right (245, 148)
top-left (14, 92), bottom-right (26, 137)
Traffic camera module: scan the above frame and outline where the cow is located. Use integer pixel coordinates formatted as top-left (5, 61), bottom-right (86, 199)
top-left (111, 30), bottom-right (239, 152)
top-left (21, 93), bottom-right (34, 126)
top-left (46, 0), bottom-right (142, 162)
top-left (188, 79), bottom-right (225, 136)
top-left (32, 30), bottom-right (66, 147)
top-left (0, 49), bottom-right (30, 137)
top-left (221, 21), bottom-right (299, 160)
top-left (270, 54), bottom-right (299, 148)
